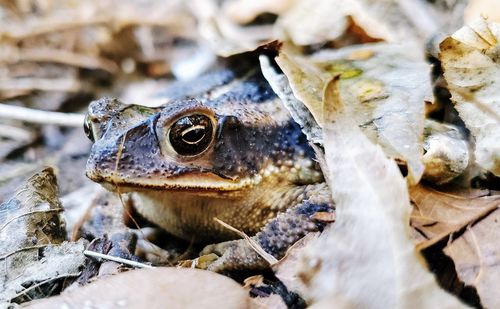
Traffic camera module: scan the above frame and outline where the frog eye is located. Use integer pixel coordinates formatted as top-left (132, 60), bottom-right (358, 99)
top-left (83, 114), bottom-right (94, 142)
top-left (169, 114), bottom-right (214, 156)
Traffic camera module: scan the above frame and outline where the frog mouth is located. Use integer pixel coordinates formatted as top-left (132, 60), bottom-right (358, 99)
top-left (87, 170), bottom-right (261, 193)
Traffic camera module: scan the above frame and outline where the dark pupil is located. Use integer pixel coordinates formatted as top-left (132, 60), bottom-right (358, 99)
top-left (169, 114), bottom-right (213, 156)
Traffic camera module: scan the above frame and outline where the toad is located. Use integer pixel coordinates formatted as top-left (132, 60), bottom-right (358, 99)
top-left (84, 66), bottom-right (334, 271)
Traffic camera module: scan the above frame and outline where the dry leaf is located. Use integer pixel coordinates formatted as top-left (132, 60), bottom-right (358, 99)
top-left (189, 0), bottom-right (276, 56)
top-left (274, 43), bottom-right (430, 183)
top-left (0, 240), bottom-right (85, 304)
top-left (440, 17), bottom-right (500, 176)
top-left (260, 55), bottom-right (323, 144)
top-left (277, 0), bottom-right (439, 46)
top-left (224, 0), bottom-right (294, 24)
top-left (295, 78), bottom-right (466, 308)
top-left (273, 232), bottom-right (320, 298)
top-left (0, 167), bottom-right (65, 255)
top-left (0, 168), bottom-right (85, 304)
top-left (465, 0), bottom-right (500, 23)
top-left (410, 184), bottom-right (500, 249)
top-left (29, 268), bottom-right (253, 308)
top-left (444, 208), bottom-right (500, 309)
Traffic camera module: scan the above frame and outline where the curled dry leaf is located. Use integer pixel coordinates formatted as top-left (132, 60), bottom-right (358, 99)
top-left (30, 268), bottom-right (253, 308)
top-left (444, 208), bottom-right (500, 309)
top-left (295, 78), bottom-right (465, 308)
top-left (0, 168), bottom-right (85, 304)
top-left (440, 17), bottom-right (500, 176)
top-left (410, 184), bottom-right (500, 249)
top-left (260, 55), bottom-right (323, 144)
top-left (273, 43), bottom-right (430, 183)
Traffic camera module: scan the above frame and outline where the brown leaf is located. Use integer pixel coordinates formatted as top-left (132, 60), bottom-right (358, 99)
top-left (410, 184), bottom-right (500, 250)
top-left (444, 208), bottom-right (500, 309)
top-left (29, 268), bottom-right (253, 308)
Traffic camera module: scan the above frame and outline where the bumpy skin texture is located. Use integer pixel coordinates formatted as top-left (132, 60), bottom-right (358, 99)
top-left (202, 183), bottom-right (332, 272)
top-left (85, 66), bottom-right (334, 271)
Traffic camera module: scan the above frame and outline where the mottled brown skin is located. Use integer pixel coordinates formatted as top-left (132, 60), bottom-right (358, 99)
top-left (85, 68), bottom-right (334, 271)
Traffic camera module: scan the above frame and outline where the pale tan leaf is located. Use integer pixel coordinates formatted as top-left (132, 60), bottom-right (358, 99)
top-left (273, 232), bottom-right (320, 298)
top-left (275, 43), bottom-right (429, 183)
top-left (224, 0), bottom-right (295, 24)
top-left (440, 17), bottom-right (500, 176)
top-left (465, 0), bottom-right (500, 23)
top-left (189, 0), bottom-right (276, 56)
top-left (410, 184), bottom-right (500, 249)
top-left (296, 78), bottom-right (466, 308)
top-left (444, 208), bottom-right (500, 309)
top-left (277, 0), bottom-right (439, 46)
top-left (28, 268), bottom-right (253, 308)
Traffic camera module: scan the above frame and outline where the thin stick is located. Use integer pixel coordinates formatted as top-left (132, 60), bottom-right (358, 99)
top-left (84, 250), bottom-right (154, 269)
top-left (214, 218), bottom-right (278, 265)
top-left (0, 104), bottom-right (84, 127)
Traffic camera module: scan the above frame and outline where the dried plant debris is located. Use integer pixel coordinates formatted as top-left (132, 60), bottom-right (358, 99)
top-left (0, 0), bottom-right (499, 307)
top-left (191, 0), bottom-right (461, 56)
top-left (0, 0), bottom-right (199, 99)
top-left (0, 168), bottom-right (85, 305)
top-left (277, 0), bottom-right (439, 46)
top-left (271, 43), bottom-right (430, 183)
top-left (410, 184), bottom-right (500, 249)
top-left (0, 168), bottom-right (65, 253)
top-left (189, 0), bottom-right (283, 56)
top-left (273, 232), bottom-right (320, 298)
top-left (29, 268), bottom-right (253, 308)
top-left (465, 0), bottom-right (500, 23)
top-left (0, 123), bottom-right (38, 160)
top-left (422, 120), bottom-right (469, 185)
top-left (440, 17), bottom-right (500, 177)
top-left (444, 208), bottom-right (500, 309)
top-left (260, 55), bottom-right (323, 144)
top-left (294, 78), bottom-right (466, 308)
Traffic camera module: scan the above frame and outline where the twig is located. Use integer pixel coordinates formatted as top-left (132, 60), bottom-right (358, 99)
top-left (0, 78), bottom-right (80, 92)
top-left (214, 218), bottom-right (278, 265)
top-left (0, 124), bottom-right (33, 141)
top-left (84, 250), bottom-right (154, 269)
top-left (0, 104), bottom-right (84, 127)
top-left (1, 47), bottom-right (118, 73)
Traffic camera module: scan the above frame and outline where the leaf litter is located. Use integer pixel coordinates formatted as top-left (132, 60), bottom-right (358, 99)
top-left (0, 0), bottom-right (499, 308)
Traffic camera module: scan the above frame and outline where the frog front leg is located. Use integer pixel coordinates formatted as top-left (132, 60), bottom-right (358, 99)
top-left (201, 200), bottom-right (334, 272)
